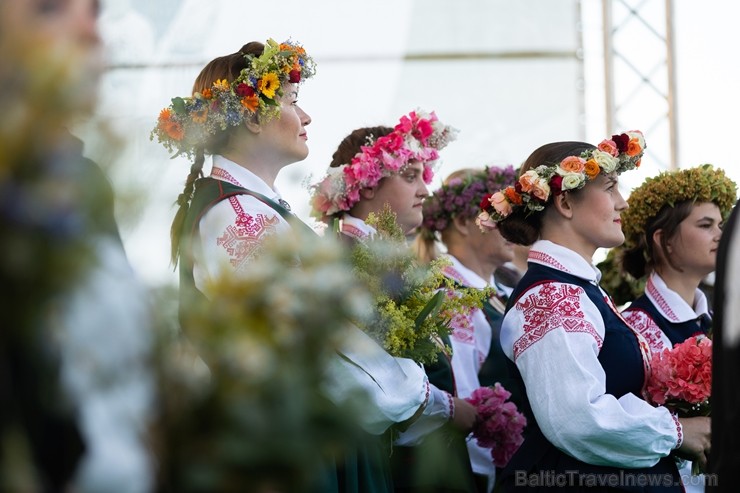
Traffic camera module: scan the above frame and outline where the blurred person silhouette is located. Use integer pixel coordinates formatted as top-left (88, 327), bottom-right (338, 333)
top-left (477, 133), bottom-right (711, 492)
top-left (0, 0), bottom-right (155, 492)
top-left (708, 198), bottom-right (740, 493)
top-left (310, 111), bottom-right (481, 493)
top-left (414, 165), bottom-right (519, 492)
top-left (494, 243), bottom-right (531, 299)
top-left (616, 164), bottom-right (737, 492)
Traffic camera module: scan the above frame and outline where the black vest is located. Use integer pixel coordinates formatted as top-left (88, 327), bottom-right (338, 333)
top-left (498, 263), bottom-right (682, 492)
top-left (626, 294), bottom-right (710, 346)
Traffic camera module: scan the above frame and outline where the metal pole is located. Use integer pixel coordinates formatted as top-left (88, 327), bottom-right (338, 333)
top-left (665, 0), bottom-right (679, 170)
top-left (602, 0), bottom-right (615, 136)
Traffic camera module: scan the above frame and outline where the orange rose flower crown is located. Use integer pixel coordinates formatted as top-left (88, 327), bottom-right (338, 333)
top-left (477, 130), bottom-right (646, 229)
top-left (151, 38), bottom-right (316, 159)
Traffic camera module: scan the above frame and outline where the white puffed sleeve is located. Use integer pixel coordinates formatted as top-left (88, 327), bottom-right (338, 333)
top-left (323, 325), bottom-right (430, 435)
top-left (500, 282), bottom-right (680, 468)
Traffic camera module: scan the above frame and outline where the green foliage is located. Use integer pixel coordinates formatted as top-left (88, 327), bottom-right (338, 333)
top-left (157, 229), bottom-right (370, 492)
top-left (350, 205), bottom-right (491, 364)
top-left (596, 247), bottom-right (645, 308)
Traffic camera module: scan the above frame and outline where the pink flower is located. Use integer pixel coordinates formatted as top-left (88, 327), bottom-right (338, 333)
top-left (560, 156), bottom-right (586, 173)
top-left (422, 164), bottom-right (434, 184)
top-left (490, 191), bottom-right (513, 217)
top-left (414, 118), bottom-right (433, 142)
top-left (395, 114), bottom-right (413, 133)
top-left (644, 335), bottom-right (711, 416)
top-left (597, 139), bottom-right (619, 157)
top-left (530, 178), bottom-right (551, 202)
top-left (476, 211), bottom-right (497, 232)
top-left (466, 384), bottom-right (527, 467)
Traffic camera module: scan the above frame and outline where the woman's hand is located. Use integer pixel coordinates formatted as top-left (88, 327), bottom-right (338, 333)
top-left (450, 397), bottom-right (478, 433)
top-left (676, 416), bottom-right (711, 471)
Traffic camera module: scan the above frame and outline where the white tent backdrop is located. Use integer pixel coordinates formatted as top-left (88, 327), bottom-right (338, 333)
top-left (81, 0), bottom-right (740, 287)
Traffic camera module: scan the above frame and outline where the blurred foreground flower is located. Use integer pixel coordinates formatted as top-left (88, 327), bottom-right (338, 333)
top-left (155, 228), bottom-right (373, 492)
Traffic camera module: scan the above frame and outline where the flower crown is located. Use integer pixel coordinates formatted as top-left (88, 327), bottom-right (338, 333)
top-left (309, 109), bottom-right (458, 221)
top-left (620, 163), bottom-right (737, 250)
top-left (151, 38), bottom-right (316, 158)
top-left (477, 130), bottom-right (646, 228)
top-left (419, 165), bottom-right (518, 238)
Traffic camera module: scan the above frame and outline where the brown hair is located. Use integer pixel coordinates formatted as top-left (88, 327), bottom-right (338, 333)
top-left (413, 168), bottom-right (477, 264)
top-left (498, 141), bottom-right (595, 245)
top-left (621, 200), bottom-right (695, 278)
top-left (329, 126), bottom-right (393, 168)
top-left (170, 42), bottom-right (265, 266)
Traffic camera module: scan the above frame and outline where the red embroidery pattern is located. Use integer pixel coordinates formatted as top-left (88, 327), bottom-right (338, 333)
top-left (622, 308), bottom-right (668, 354)
top-left (216, 196), bottom-right (280, 269)
top-left (448, 310), bottom-right (475, 345)
top-left (446, 392), bottom-right (455, 419)
top-left (513, 283), bottom-right (602, 359)
top-left (528, 251), bottom-right (571, 273)
top-left (442, 265), bottom-right (467, 286)
top-left (671, 412), bottom-right (683, 449)
top-left (211, 167), bottom-right (241, 186)
top-left (340, 222), bottom-right (370, 241)
top-left (422, 379), bottom-right (431, 408)
top-left (646, 276), bottom-right (679, 322)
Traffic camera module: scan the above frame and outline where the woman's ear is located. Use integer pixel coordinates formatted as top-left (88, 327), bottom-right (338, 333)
top-left (652, 229), bottom-right (671, 254)
top-left (359, 187), bottom-right (376, 200)
top-left (244, 115), bottom-right (261, 134)
top-left (451, 215), bottom-right (470, 236)
top-left (552, 192), bottom-right (575, 219)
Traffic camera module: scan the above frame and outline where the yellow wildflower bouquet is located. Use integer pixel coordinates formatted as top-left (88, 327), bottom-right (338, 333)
top-left (350, 205), bottom-right (490, 365)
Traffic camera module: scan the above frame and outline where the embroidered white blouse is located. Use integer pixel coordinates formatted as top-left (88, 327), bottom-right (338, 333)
top-left (622, 272), bottom-right (710, 354)
top-left (336, 213), bottom-right (454, 442)
top-left (193, 155), bottom-right (293, 296)
top-left (192, 163), bottom-right (431, 435)
top-left (499, 240), bottom-right (681, 468)
top-left (440, 254), bottom-right (498, 481)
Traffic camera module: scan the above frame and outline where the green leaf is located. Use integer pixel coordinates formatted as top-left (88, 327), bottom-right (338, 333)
top-left (171, 97), bottom-right (186, 114)
top-left (414, 290), bottom-right (445, 329)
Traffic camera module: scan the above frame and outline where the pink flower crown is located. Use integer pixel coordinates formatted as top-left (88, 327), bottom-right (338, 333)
top-left (309, 110), bottom-right (458, 221)
top-left (477, 130), bottom-right (646, 229)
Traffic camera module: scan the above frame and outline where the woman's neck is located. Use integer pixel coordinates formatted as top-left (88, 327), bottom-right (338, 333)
top-left (655, 268), bottom-right (703, 308)
top-left (220, 150), bottom-right (281, 189)
top-left (447, 245), bottom-right (496, 281)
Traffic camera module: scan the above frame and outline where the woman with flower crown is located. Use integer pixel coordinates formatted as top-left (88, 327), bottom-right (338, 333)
top-left (310, 110), bottom-right (482, 493)
top-left (613, 164), bottom-right (737, 492)
top-left (414, 165), bottom-right (519, 492)
top-left (154, 41), bottom-right (439, 493)
top-left (477, 134), bottom-right (711, 492)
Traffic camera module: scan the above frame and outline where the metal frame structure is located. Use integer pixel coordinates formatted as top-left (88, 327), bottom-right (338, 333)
top-left (602, 0), bottom-right (678, 170)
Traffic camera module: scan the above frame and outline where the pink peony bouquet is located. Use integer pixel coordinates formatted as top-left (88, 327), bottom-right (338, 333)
top-left (644, 334), bottom-right (712, 416)
top-left (644, 334), bottom-right (712, 475)
top-left (465, 383), bottom-right (527, 467)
